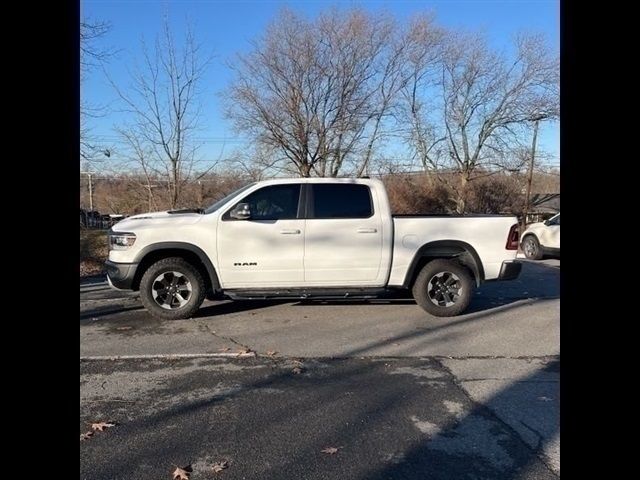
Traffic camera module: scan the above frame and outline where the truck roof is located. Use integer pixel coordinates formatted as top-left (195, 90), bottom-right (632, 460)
top-left (253, 177), bottom-right (383, 186)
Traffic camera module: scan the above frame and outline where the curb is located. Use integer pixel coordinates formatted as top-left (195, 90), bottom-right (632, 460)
top-left (80, 352), bottom-right (257, 361)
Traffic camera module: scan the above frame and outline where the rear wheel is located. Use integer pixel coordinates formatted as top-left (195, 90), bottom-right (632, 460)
top-left (522, 235), bottom-right (543, 260)
top-left (412, 259), bottom-right (474, 317)
top-left (139, 257), bottom-right (206, 320)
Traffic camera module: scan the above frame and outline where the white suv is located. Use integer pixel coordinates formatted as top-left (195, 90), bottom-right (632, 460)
top-left (520, 213), bottom-right (560, 260)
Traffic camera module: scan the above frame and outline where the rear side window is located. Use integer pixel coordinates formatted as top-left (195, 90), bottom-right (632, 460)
top-left (310, 184), bottom-right (373, 219)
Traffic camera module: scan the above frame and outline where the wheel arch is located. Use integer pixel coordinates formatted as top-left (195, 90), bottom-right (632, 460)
top-left (402, 240), bottom-right (484, 289)
top-left (521, 232), bottom-right (540, 245)
top-left (132, 242), bottom-right (221, 293)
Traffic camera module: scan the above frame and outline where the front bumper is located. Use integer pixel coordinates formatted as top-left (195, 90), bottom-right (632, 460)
top-left (498, 260), bottom-right (522, 281)
top-left (105, 260), bottom-right (139, 290)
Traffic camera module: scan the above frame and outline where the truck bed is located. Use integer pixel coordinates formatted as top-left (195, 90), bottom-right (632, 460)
top-left (392, 214), bottom-right (514, 217)
top-left (387, 215), bottom-right (518, 285)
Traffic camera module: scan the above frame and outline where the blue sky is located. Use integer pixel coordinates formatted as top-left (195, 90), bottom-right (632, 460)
top-left (81, 0), bottom-right (559, 169)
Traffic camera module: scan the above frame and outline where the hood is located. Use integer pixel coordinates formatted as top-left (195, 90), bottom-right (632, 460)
top-left (112, 210), bottom-right (205, 231)
top-left (524, 221), bottom-right (545, 233)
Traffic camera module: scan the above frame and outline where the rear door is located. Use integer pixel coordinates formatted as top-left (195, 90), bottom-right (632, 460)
top-left (304, 183), bottom-right (383, 285)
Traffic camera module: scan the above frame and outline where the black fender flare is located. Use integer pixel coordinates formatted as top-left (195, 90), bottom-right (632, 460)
top-left (402, 240), bottom-right (485, 288)
top-left (133, 242), bottom-right (221, 291)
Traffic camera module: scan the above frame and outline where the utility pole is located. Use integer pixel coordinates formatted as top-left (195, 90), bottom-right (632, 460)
top-left (80, 151), bottom-right (111, 214)
top-left (80, 171), bottom-right (94, 211)
top-left (88, 173), bottom-right (93, 211)
top-left (523, 114), bottom-right (547, 230)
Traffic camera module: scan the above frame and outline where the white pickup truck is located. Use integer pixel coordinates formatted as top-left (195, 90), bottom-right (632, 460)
top-left (106, 178), bottom-right (521, 319)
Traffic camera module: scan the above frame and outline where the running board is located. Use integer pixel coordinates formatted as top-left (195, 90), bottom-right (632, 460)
top-left (225, 287), bottom-right (389, 301)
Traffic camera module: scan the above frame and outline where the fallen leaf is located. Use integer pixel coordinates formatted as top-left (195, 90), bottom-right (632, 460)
top-left (237, 347), bottom-right (251, 354)
top-left (218, 347), bottom-right (230, 352)
top-left (116, 326), bottom-right (133, 331)
top-left (321, 447), bottom-right (340, 454)
top-left (80, 431), bottom-right (94, 441)
top-left (266, 350), bottom-right (278, 356)
top-left (292, 367), bottom-right (303, 374)
top-left (173, 465), bottom-right (192, 480)
top-left (211, 460), bottom-right (229, 473)
top-left (91, 421), bottom-right (116, 432)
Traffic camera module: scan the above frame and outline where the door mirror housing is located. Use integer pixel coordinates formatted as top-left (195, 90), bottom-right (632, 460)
top-left (230, 203), bottom-right (251, 220)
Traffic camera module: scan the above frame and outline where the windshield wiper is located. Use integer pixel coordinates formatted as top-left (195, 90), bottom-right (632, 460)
top-left (167, 208), bottom-right (204, 215)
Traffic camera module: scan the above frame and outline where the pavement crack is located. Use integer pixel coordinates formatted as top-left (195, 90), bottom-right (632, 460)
top-left (518, 419), bottom-right (559, 475)
top-left (192, 319), bottom-right (254, 353)
top-left (519, 419), bottom-right (544, 451)
top-left (459, 378), bottom-right (558, 383)
top-left (433, 357), bottom-right (560, 479)
top-left (430, 355), bottom-right (560, 361)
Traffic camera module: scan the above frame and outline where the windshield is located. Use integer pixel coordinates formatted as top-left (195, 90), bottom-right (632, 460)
top-left (203, 182), bottom-right (256, 214)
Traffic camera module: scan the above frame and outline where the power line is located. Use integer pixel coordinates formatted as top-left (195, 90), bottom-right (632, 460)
top-left (91, 135), bottom-right (249, 144)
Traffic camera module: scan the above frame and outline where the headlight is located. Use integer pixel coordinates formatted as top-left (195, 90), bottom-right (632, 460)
top-left (109, 232), bottom-right (136, 250)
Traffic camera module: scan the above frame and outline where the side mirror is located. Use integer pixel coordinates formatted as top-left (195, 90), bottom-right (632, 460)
top-left (543, 220), bottom-right (550, 226)
top-left (230, 203), bottom-right (251, 220)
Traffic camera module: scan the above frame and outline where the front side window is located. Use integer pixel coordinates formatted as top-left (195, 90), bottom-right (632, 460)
top-left (204, 182), bottom-right (256, 214)
top-left (226, 184), bottom-right (301, 220)
top-left (310, 184), bottom-right (373, 218)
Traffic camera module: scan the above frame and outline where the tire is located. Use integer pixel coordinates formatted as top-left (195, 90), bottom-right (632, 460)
top-left (139, 257), bottom-right (206, 320)
top-left (412, 259), bottom-right (474, 317)
top-left (522, 235), bottom-right (543, 260)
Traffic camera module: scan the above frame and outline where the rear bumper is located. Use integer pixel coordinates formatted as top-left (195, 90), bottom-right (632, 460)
top-left (105, 260), bottom-right (138, 290)
top-left (498, 260), bottom-right (522, 281)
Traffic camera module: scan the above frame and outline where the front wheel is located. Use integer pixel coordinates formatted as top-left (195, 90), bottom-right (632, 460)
top-left (412, 259), bottom-right (474, 317)
top-left (522, 235), bottom-right (543, 260)
top-left (139, 257), bottom-right (206, 320)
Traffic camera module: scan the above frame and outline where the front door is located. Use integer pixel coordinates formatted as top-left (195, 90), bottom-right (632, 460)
top-left (541, 213), bottom-right (560, 249)
top-left (217, 183), bottom-right (304, 287)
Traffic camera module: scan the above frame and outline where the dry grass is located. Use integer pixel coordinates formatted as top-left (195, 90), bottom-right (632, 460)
top-left (80, 229), bottom-right (108, 277)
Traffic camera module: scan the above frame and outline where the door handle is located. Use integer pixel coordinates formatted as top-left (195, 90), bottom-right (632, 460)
top-left (357, 228), bottom-right (377, 233)
top-left (280, 229), bottom-right (301, 234)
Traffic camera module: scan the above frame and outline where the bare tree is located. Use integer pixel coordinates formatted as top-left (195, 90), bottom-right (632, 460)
top-left (225, 7), bottom-right (428, 178)
top-left (109, 20), bottom-right (213, 209)
top-left (80, 19), bottom-right (113, 162)
top-left (355, 14), bottom-right (444, 177)
top-left (401, 32), bottom-right (559, 212)
top-left (223, 144), bottom-right (284, 181)
top-left (81, 20), bottom-right (112, 74)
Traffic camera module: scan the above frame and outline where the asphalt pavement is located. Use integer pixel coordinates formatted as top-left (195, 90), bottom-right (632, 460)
top-left (80, 258), bottom-right (560, 480)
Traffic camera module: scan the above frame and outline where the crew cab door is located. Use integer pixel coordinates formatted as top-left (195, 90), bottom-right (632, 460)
top-left (217, 183), bottom-right (305, 287)
top-left (304, 183), bottom-right (383, 285)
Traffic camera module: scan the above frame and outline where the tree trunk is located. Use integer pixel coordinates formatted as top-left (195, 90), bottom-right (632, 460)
top-left (300, 162), bottom-right (312, 177)
top-left (171, 161), bottom-right (179, 208)
top-left (455, 173), bottom-right (470, 214)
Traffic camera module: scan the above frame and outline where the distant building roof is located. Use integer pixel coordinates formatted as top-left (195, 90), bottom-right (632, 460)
top-left (530, 193), bottom-right (559, 213)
